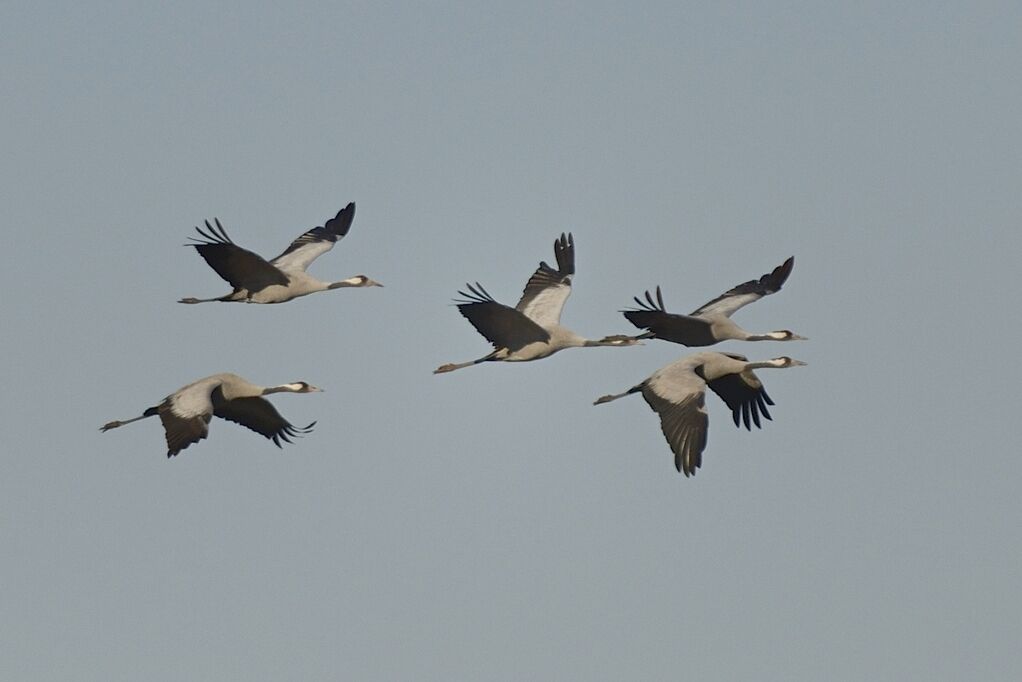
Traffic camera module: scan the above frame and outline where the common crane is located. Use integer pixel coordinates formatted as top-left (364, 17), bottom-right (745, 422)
top-left (434, 233), bottom-right (640, 374)
top-left (179, 202), bottom-right (382, 304)
top-left (100, 373), bottom-right (322, 457)
top-left (594, 352), bottom-right (805, 476)
top-left (623, 256), bottom-right (806, 346)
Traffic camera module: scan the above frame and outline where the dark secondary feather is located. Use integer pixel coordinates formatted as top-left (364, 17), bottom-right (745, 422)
top-left (622, 287), bottom-right (719, 347)
top-left (211, 388), bottom-right (315, 447)
top-left (704, 371), bottom-right (774, 431)
top-left (187, 218), bottom-right (289, 292)
top-left (453, 282), bottom-right (550, 351)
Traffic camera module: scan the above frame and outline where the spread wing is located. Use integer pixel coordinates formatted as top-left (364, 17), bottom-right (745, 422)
top-left (515, 233), bottom-right (574, 327)
top-left (158, 377), bottom-right (221, 457)
top-left (622, 287), bottom-right (718, 347)
top-left (157, 404), bottom-right (212, 457)
top-left (705, 370), bottom-right (774, 431)
top-left (187, 218), bottom-right (289, 293)
top-left (271, 203), bottom-right (356, 273)
top-left (455, 282), bottom-right (550, 352)
top-left (640, 387), bottom-right (709, 477)
top-left (691, 256), bottom-right (794, 318)
top-left (642, 360), bottom-right (714, 476)
top-left (212, 390), bottom-right (315, 447)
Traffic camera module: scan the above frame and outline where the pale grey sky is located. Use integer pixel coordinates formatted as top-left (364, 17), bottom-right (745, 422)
top-left (3, 2), bottom-right (1021, 680)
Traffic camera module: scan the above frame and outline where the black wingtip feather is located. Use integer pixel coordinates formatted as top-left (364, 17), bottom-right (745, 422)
top-left (625, 288), bottom-right (667, 314)
top-left (322, 203), bottom-right (356, 239)
top-left (191, 219), bottom-right (234, 246)
top-left (455, 282), bottom-right (498, 305)
top-left (553, 232), bottom-right (575, 275)
top-left (271, 421), bottom-right (315, 448)
top-left (765, 256), bottom-right (795, 291)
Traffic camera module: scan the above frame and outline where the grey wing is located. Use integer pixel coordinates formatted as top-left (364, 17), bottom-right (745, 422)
top-left (456, 282), bottom-right (551, 352)
top-left (623, 287), bottom-right (718, 347)
top-left (212, 391), bottom-right (315, 447)
top-left (641, 387), bottom-right (709, 477)
top-left (188, 219), bottom-right (289, 292)
top-left (691, 256), bottom-right (794, 318)
top-left (159, 377), bottom-right (221, 457)
top-left (515, 233), bottom-right (574, 327)
top-left (642, 360), bottom-right (713, 476)
top-left (157, 406), bottom-right (212, 457)
top-left (271, 203), bottom-right (356, 273)
top-left (705, 370), bottom-right (774, 431)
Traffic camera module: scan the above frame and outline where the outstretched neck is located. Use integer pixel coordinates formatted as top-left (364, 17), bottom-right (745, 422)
top-left (262, 382), bottom-right (321, 395)
top-left (745, 330), bottom-right (800, 341)
top-left (744, 359), bottom-right (784, 370)
top-left (328, 275), bottom-right (381, 289)
top-left (262, 383), bottom-right (303, 395)
top-left (744, 357), bottom-right (807, 371)
top-left (583, 334), bottom-right (642, 348)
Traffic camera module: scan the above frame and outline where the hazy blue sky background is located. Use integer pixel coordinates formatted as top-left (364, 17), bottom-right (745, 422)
top-left (3, 2), bottom-right (1020, 680)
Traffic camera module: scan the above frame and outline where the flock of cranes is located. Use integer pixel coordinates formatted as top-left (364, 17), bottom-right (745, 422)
top-left (102, 202), bottom-right (808, 477)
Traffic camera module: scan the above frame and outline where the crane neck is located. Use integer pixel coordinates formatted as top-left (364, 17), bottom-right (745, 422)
top-left (743, 357), bottom-right (806, 371)
top-left (584, 334), bottom-right (642, 347)
top-left (262, 383), bottom-right (302, 395)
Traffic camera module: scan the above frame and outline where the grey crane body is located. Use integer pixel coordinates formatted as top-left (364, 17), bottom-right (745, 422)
top-left (179, 202), bottom-right (382, 305)
top-left (100, 373), bottom-right (322, 457)
top-left (623, 256), bottom-right (807, 346)
top-left (434, 233), bottom-right (640, 374)
top-left (595, 352), bottom-right (805, 476)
